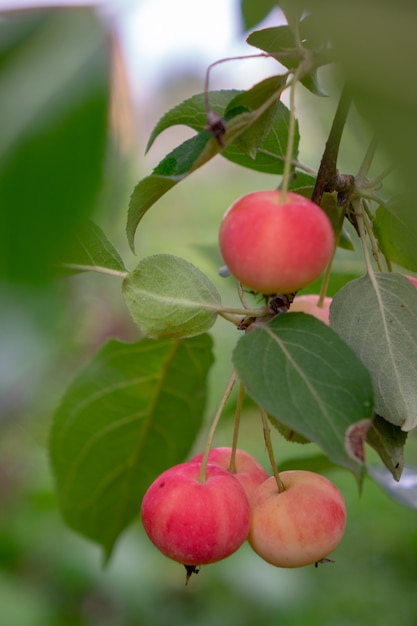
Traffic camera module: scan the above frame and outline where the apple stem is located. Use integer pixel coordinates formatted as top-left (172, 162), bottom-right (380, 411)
top-left (197, 371), bottom-right (237, 484)
top-left (318, 208), bottom-right (344, 306)
top-left (279, 68), bottom-right (300, 204)
top-left (228, 383), bottom-right (245, 474)
top-left (259, 407), bottom-right (285, 493)
top-left (217, 303), bottom-right (270, 317)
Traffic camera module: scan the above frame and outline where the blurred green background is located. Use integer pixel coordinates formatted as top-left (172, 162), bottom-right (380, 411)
top-left (1, 3), bottom-right (417, 626)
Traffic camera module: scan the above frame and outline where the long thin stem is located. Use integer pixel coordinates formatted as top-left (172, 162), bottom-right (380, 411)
top-left (228, 383), bottom-right (246, 474)
top-left (197, 371), bottom-right (237, 483)
top-left (259, 407), bottom-right (285, 492)
top-left (216, 304), bottom-right (270, 317)
top-left (62, 263), bottom-right (128, 279)
top-left (257, 150), bottom-right (316, 176)
top-left (279, 68), bottom-right (300, 202)
top-left (318, 208), bottom-right (345, 306)
top-left (204, 52), bottom-right (296, 112)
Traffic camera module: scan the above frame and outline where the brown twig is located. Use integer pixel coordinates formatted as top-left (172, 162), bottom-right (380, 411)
top-left (311, 86), bottom-right (353, 206)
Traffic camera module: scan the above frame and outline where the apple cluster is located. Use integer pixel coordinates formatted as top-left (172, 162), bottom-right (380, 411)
top-left (141, 447), bottom-right (346, 576)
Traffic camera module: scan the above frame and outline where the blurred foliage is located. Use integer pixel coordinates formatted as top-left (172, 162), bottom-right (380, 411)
top-left (0, 8), bottom-right (111, 285)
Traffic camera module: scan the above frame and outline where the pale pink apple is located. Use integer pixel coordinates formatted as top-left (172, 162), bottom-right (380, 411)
top-left (219, 191), bottom-right (334, 294)
top-left (289, 294), bottom-right (332, 325)
top-left (248, 470), bottom-right (346, 568)
top-left (141, 462), bottom-right (251, 566)
top-left (190, 447), bottom-right (270, 500)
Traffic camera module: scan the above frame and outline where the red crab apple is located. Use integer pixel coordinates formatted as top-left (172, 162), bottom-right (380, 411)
top-left (289, 294), bottom-right (332, 325)
top-left (190, 447), bottom-right (270, 500)
top-left (248, 470), bottom-right (346, 568)
top-left (141, 462), bottom-right (251, 566)
top-left (218, 190), bottom-right (335, 294)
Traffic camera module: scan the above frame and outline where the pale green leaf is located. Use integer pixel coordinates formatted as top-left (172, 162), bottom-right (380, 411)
top-left (122, 254), bottom-right (221, 339)
top-left (330, 273), bottom-right (417, 431)
top-left (49, 334), bottom-right (214, 558)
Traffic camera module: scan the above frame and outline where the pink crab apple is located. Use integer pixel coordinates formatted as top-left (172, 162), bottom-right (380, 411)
top-left (289, 294), bottom-right (332, 325)
top-left (248, 470), bottom-right (346, 568)
top-left (140, 462), bottom-right (251, 566)
top-left (190, 447), bottom-right (270, 501)
top-left (218, 190), bottom-right (335, 295)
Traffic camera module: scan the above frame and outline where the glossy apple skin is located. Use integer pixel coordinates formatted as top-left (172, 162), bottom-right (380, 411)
top-left (248, 471), bottom-right (346, 568)
top-left (141, 462), bottom-right (251, 566)
top-left (219, 191), bottom-right (335, 295)
top-left (190, 447), bottom-right (270, 500)
top-left (289, 294), bottom-right (332, 325)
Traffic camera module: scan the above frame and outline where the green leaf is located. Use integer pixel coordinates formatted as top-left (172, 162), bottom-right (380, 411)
top-left (330, 273), bottom-right (417, 431)
top-left (272, 418), bottom-right (310, 444)
top-left (223, 75), bottom-right (296, 165)
top-left (367, 414), bottom-right (407, 481)
top-left (122, 254), bottom-right (222, 339)
top-left (146, 80), bottom-right (292, 174)
top-left (127, 85), bottom-right (289, 252)
top-left (233, 312), bottom-right (374, 475)
top-left (146, 90), bottom-right (239, 153)
top-left (374, 197), bottom-right (417, 272)
top-left (0, 8), bottom-right (110, 284)
top-left (62, 220), bottom-right (126, 274)
top-left (247, 22), bottom-right (327, 96)
top-left (301, 0), bottom-right (417, 195)
top-left (223, 101), bottom-right (298, 173)
top-left (288, 172), bottom-right (317, 190)
top-left (239, 0), bottom-right (279, 30)
top-left (278, 0), bottom-right (304, 30)
top-left (49, 334), bottom-right (214, 558)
